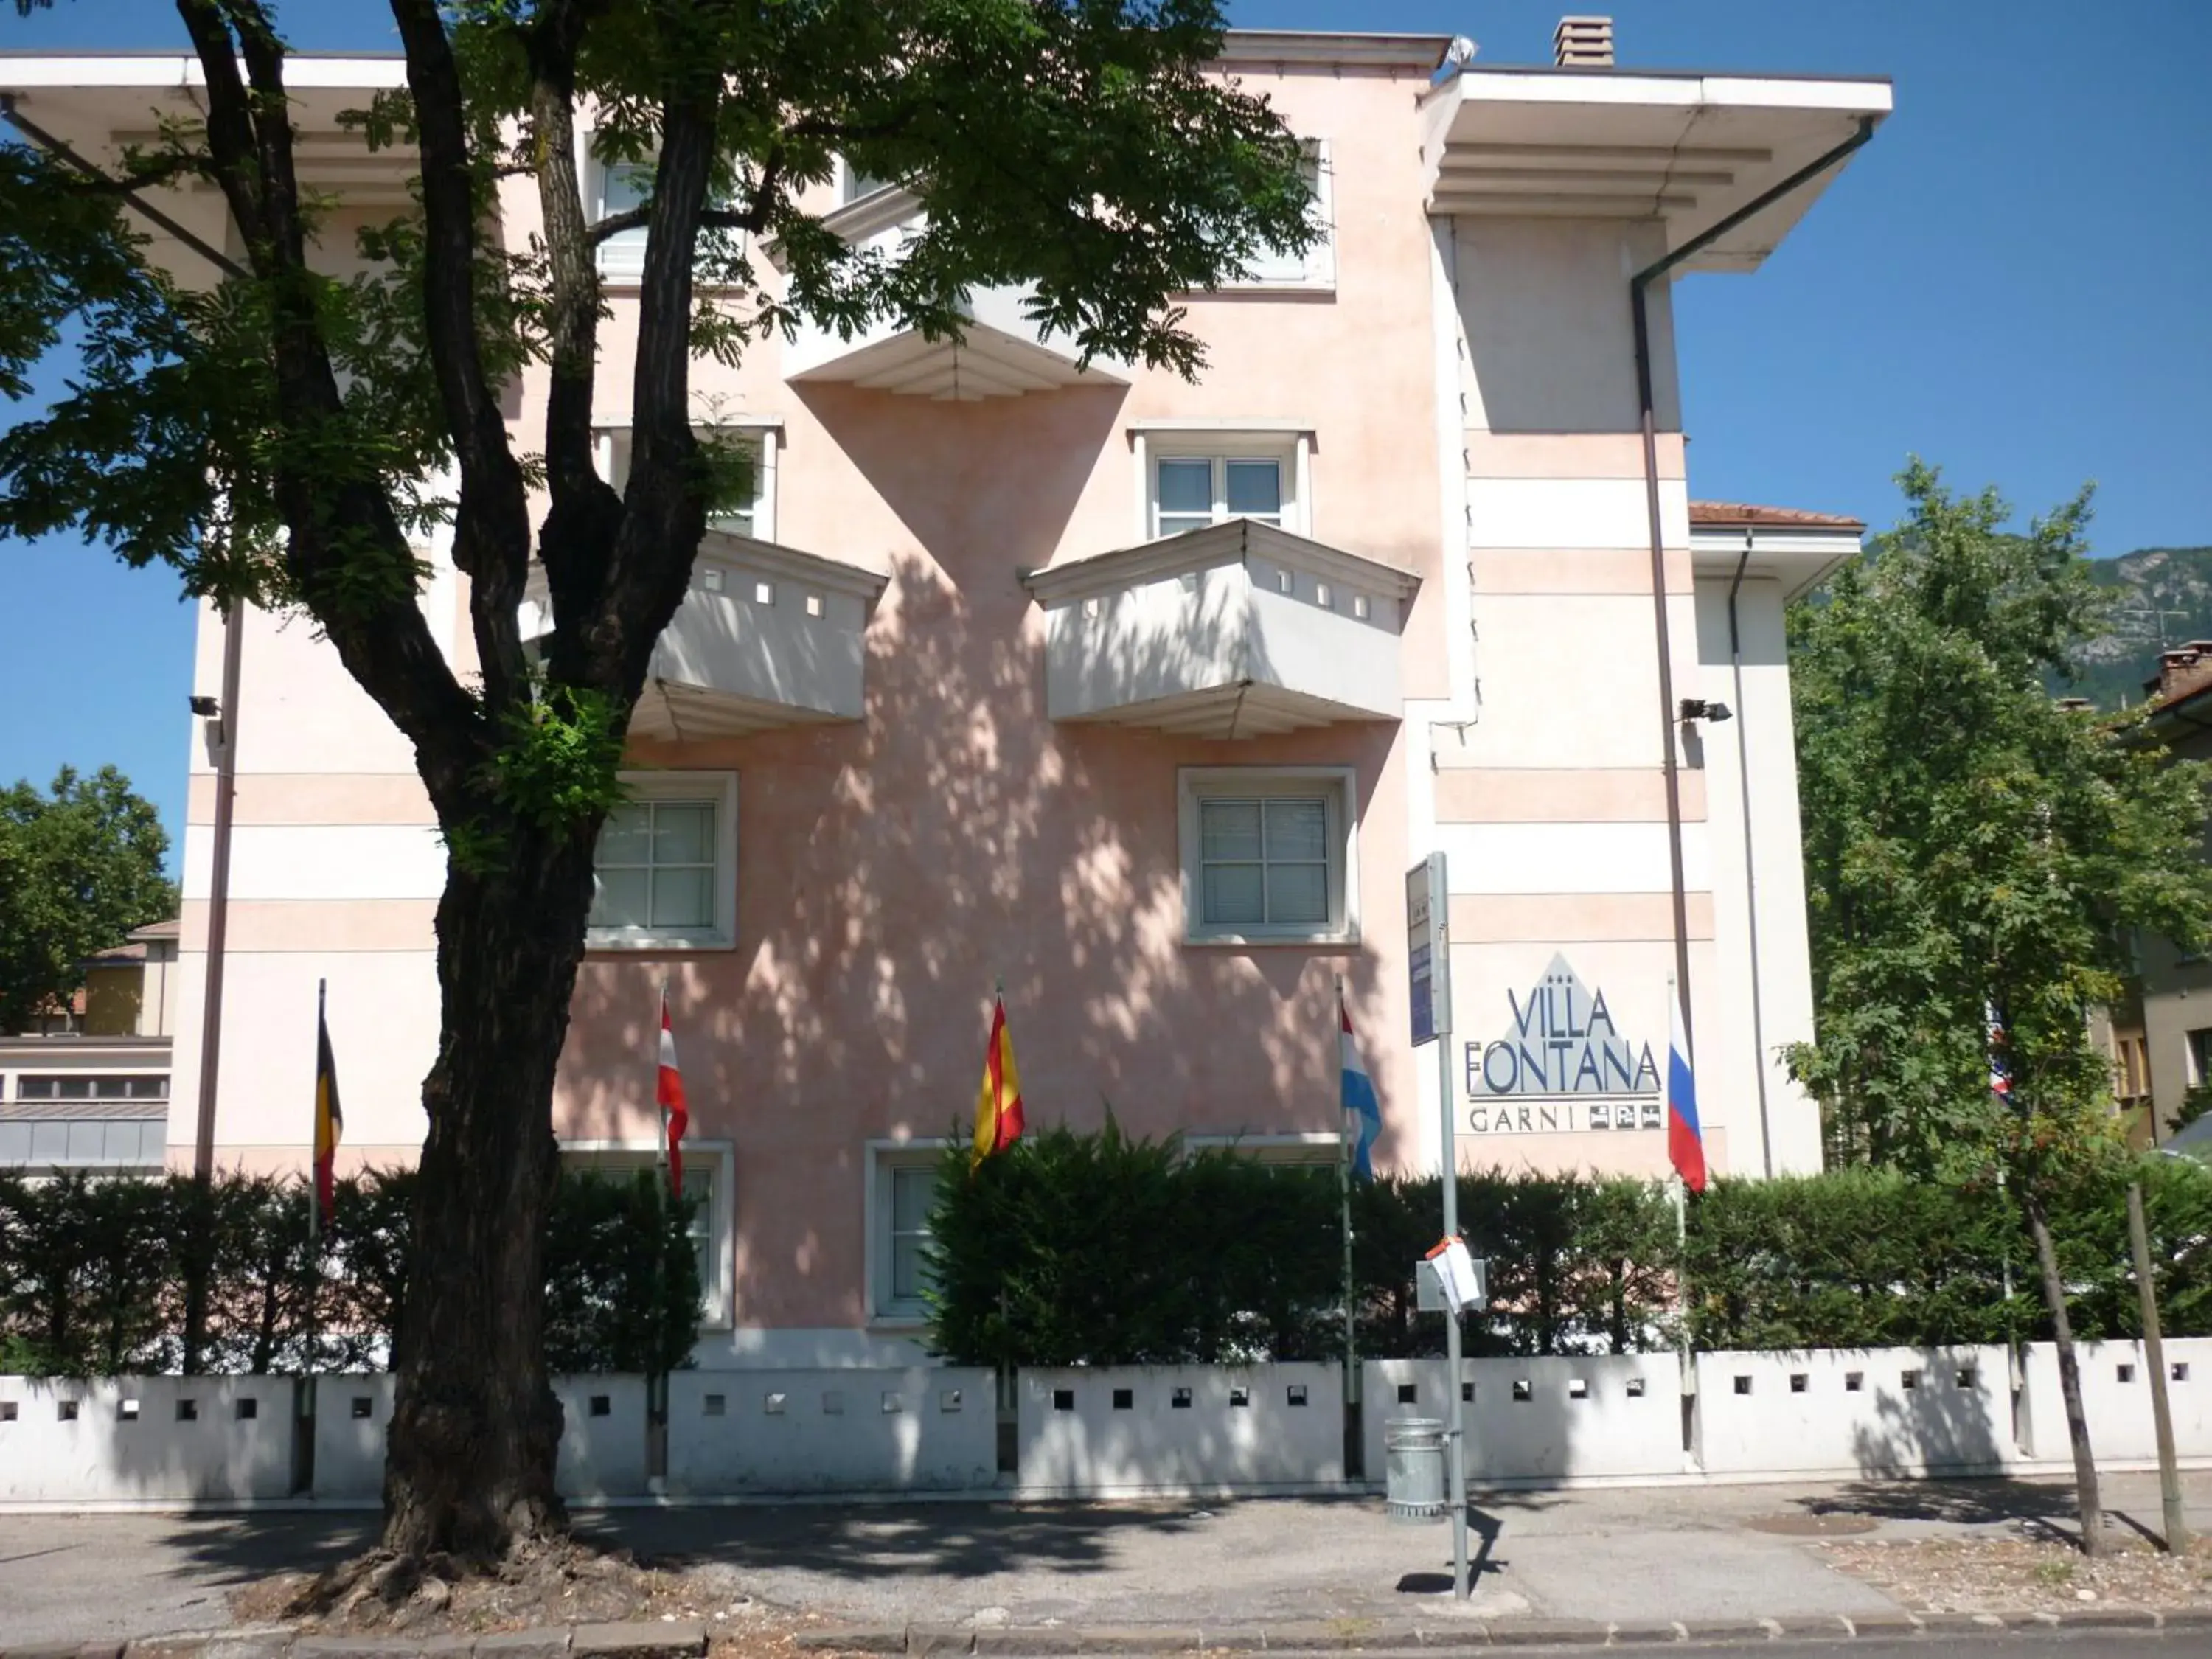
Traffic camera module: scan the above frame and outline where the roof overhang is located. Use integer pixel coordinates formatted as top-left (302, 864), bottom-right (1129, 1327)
top-left (1210, 32), bottom-right (1453, 73)
top-left (1690, 521), bottom-right (1863, 603)
top-left (1422, 67), bottom-right (1891, 271)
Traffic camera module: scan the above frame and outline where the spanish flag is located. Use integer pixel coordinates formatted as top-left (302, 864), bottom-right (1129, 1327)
top-left (312, 982), bottom-right (343, 1230)
top-left (971, 992), bottom-right (1024, 1168)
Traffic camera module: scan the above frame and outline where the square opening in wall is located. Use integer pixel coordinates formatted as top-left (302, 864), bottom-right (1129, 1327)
top-left (350, 1396), bottom-right (374, 1420)
top-left (1231, 1386), bottom-right (1251, 1408)
top-left (1315, 583), bottom-right (1333, 610)
top-left (1053, 1389), bottom-right (1075, 1412)
top-left (1172, 1387), bottom-right (1193, 1410)
top-left (2118, 1363), bottom-right (2138, 1384)
top-left (1287, 1384), bottom-right (1309, 1407)
top-left (2174, 1363), bottom-right (2191, 1384)
top-left (763, 1393), bottom-right (787, 1415)
top-left (0, 1401), bottom-right (15, 1422)
top-left (1353, 594), bottom-right (1371, 621)
top-left (1732, 1376), bottom-right (1752, 1397)
top-left (236, 1397), bottom-right (259, 1422)
top-left (1900, 1370), bottom-right (1920, 1391)
top-left (806, 594), bottom-right (824, 619)
top-left (703, 1394), bottom-right (727, 1417)
top-left (588, 1394), bottom-right (611, 1418)
top-left (1461, 1382), bottom-right (1475, 1404)
top-left (119, 1399), bottom-right (141, 1422)
top-left (176, 1399), bottom-right (198, 1422)
top-left (1568, 1379), bottom-right (1590, 1401)
top-left (1111, 1388), bottom-right (1134, 1411)
top-left (58, 1399), bottom-right (79, 1422)
top-left (821, 1391), bottom-right (845, 1416)
top-left (754, 580), bottom-right (775, 605)
top-left (940, 1390), bottom-right (963, 1413)
top-left (1397, 1383), bottom-right (1418, 1405)
top-left (1625, 1378), bottom-right (1646, 1399)
top-left (702, 568), bottom-right (725, 593)
top-left (1955, 1368), bottom-right (1978, 1389)
top-left (1789, 1374), bottom-right (1809, 1394)
top-left (1844, 1372), bottom-right (1864, 1393)
top-left (882, 1392), bottom-right (903, 1414)
top-left (1512, 1380), bottom-right (1531, 1402)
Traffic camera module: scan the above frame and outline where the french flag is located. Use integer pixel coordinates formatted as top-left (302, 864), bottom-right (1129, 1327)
top-left (1340, 995), bottom-right (1381, 1181)
top-left (1667, 985), bottom-right (1706, 1193)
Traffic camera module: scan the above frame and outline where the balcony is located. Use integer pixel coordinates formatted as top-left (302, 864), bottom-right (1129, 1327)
top-left (1024, 520), bottom-right (1420, 740)
top-left (519, 532), bottom-right (888, 741)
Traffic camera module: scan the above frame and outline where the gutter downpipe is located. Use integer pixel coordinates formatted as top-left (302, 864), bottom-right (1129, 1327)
top-left (1631, 114), bottom-right (1876, 1060)
top-left (1726, 536), bottom-right (1775, 1177)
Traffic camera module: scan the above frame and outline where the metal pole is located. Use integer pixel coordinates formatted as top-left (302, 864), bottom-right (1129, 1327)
top-left (2127, 1180), bottom-right (2188, 1552)
top-left (1438, 1023), bottom-right (1470, 1600)
top-left (1337, 975), bottom-right (1357, 1406)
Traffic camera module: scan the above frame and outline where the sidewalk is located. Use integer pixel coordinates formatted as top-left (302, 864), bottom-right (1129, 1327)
top-left (6, 1472), bottom-right (2211, 1648)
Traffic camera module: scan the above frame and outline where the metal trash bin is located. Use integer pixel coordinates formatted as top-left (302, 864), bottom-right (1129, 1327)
top-left (1383, 1416), bottom-right (1447, 1523)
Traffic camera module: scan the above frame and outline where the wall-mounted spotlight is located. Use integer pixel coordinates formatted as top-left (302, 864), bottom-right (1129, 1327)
top-left (1679, 698), bottom-right (1732, 725)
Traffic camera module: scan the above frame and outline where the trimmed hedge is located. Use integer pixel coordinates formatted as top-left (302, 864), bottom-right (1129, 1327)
top-left (925, 1128), bottom-right (2212, 1364)
top-left (0, 1165), bottom-right (699, 1378)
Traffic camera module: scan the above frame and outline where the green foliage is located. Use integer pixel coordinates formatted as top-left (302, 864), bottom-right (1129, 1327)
top-left (0, 1167), bottom-right (700, 1377)
top-left (922, 1129), bottom-right (2212, 1363)
top-left (0, 765), bottom-right (175, 1035)
top-left (1787, 462), bottom-right (2212, 1175)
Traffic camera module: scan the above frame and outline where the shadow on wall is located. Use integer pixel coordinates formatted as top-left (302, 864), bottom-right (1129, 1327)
top-left (554, 380), bottom-right (1400, 1325)
top-left (1845, 1356), bottom-right (2006, 1480)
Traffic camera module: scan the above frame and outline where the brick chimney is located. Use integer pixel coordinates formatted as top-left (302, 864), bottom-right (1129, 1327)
top-left (2146, 645), bottom-right (2212, 704)
top-left (1554, 15), bottom-right (1615, 67)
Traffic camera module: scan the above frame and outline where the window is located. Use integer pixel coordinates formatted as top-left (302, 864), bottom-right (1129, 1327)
top-left (0, 1113), bottom-right (167, 1170)
top-left (560, 1142), bottom-right (734, 1328)
top-left (1178, 767), bottom-right (1358, 945)
top-left (868, 1142), bottom-right (948, 1323)
top-left (1154, 454), bottom-right (1287, 541)
top-left (838, 156), bottom-right (894, 205)
top-left (1226, 139), bottom-right (1334, 290)
top-left (594, 425), bottom-right (775, 541)
top-left (2190, 1028), bottom-right (2212, 1090)
top-left (15, 1075), bottom-right (167, 1101)
top-left (588, 147), bottom-right (747, 283)
top-left (587, 771), bottom-right (739, 951)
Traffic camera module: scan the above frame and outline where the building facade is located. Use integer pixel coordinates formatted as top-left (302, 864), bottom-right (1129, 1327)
top-left (3, 29), bottom-right (1888, 1363)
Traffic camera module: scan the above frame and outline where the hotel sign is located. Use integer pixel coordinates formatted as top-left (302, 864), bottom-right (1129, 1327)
top-left (1462, 954), bottom-right (1662, 1135)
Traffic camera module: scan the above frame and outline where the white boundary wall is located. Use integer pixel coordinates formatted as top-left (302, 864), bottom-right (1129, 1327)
top-left (1018, 1364), bottom-right (1345, 1496)
top-left (1694, 1347), bottom-right (2011, 1478)
top-left (1366, 1356), bottom-right (1686, 1485)
top-left (2018, 1338), bottom-right (2212, 1464)
top-left (668, 1367), bottom-right (997, 1495)
top-left (308, 1373), bottom-right (649, 1502)
top-left (0, 1376), bottom-right (292, 1503)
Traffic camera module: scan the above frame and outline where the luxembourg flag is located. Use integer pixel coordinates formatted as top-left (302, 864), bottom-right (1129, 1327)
top-left (657, 992), bottom-right (689, 1197)
top-left (1340, 995), bottom-right (1381, 1181)
top-left (1667, 983), bottom-right (1706, 1193)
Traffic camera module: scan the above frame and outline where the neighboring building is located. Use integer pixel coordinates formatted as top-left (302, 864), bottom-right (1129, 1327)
top-left (2115, 646), bottom-right (2212, 1141)
top-left (0, 919), bottom-right (177, 1172)
top-left (2, 24), bottom-right (1888, 1361)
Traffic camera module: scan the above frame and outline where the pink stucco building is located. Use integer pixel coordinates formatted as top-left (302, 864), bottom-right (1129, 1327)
top-left (5, 28), bottom-right (1887, 1363)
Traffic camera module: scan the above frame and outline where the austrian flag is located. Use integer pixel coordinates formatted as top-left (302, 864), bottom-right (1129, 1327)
top-left (658, 993), bottom-right (689, 1196)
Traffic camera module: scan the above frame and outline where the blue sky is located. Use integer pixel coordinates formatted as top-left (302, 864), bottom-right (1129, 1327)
top-left (3, 0), bottom-right (2208, 872)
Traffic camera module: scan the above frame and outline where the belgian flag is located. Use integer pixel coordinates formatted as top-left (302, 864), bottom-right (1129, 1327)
top-left (313, 982), bottom-right (343, 1230)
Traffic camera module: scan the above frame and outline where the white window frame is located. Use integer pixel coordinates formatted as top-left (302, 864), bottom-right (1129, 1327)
top-left (1178, 765), bottom-right (1360, 947)
top-left (592, 423), bottom-right (779, 543)
top-left (865, 1138), bottom-right (951, 1327)
top-left (1136, 428), bottom-right (1310, 543)
top-left (835, 154), bottom-right (895, 206)
top-left (582, 135), bottom-right (748, 285)
top-left (1222, 138), bottom-right (1335, 292)
top-left (559, 1138), bottom-right (737, 1330)
top-left (586, 771), bottom-right (740, 953)
top-left (1186, 1130), bottom-right (1344, 1168)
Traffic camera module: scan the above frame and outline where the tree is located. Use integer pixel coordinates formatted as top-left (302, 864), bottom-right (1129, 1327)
top-left (0, 0), bottom-right (1313, 1562)
top-left (0, 765), bottom-right (175, 1034)
top-left (1787, 460), bottom-right (2212, 1554)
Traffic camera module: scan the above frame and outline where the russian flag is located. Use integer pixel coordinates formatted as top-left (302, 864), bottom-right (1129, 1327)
top-left (1340, 995), bottom-right (1381, 1181)
top-left (1667, 985), bottom-right (1706, 1193)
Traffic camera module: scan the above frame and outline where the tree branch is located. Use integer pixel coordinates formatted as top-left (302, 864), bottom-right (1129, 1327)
top-left (585, 202), bottom-right (763, 246)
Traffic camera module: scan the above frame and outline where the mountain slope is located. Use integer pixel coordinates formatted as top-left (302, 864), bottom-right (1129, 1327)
top-left (2065, 546), bottom-right (2212, 709)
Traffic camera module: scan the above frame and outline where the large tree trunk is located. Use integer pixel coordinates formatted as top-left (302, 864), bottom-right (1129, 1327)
top-left (2024, 1188), bottom-right (2105, 1557)
top-left (381, 825), bottom-right (599, 1561)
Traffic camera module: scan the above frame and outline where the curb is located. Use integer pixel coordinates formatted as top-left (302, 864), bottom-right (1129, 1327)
top-left (0, 1626), bottom-right (709, 1659)
top-left (790, 1605), bottom-right (2212, 1652)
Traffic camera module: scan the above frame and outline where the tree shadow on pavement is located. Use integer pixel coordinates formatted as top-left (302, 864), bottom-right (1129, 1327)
top-left (1795, 1477), bottom-right (2081, 1529)
top-left (149, 1512), bottom-right (378, 1589)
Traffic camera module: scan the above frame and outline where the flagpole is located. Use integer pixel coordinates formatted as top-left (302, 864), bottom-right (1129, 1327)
top-left (1335, 975), bottom-right (1357, 1416)
top-left (303, 978), bottom-right (326, 1495)
top-left (1667, 975), bottom-right (1694, 1427)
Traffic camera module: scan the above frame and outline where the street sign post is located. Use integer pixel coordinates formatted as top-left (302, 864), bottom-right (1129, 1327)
top-left (1408, 852), bottom-right (1470, 1600)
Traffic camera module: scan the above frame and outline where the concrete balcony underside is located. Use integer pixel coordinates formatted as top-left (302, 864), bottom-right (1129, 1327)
top-left (521, 532), bottom-right (888, 742)
top-left (1026, 519), bottom-right (1421, 742)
